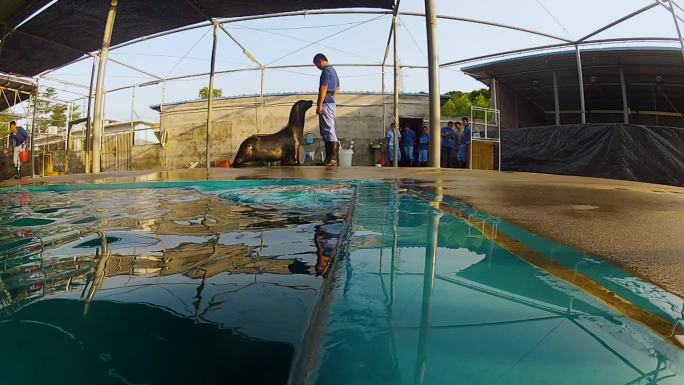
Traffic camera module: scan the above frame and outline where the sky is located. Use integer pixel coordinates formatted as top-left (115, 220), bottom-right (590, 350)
top-left (25, 0), bottom-right (684, 123)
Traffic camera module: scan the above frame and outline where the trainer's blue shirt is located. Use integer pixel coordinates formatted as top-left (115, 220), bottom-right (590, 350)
top-left (9, 126), bottom-right (28, 147)
top-left (441, 126), bottom-right (454, 148)
top-left (319, 65), bottom-right (339, 104)
top-left (460, 124), bottom-right (472, 145)
top-left (419, 134), bottom-right (429, 150)
top-left (403, 129), bottom-right (416, 147)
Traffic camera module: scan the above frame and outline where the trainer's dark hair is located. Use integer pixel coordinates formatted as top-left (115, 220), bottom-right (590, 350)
top-left (9, 121), bottom-right (16, 126)
top-left (313, 53), bottom-right (328, 63)
top-left (448, 121), bottom-right (454, 125)
top-left (462, 117), bottom-right (470, 122)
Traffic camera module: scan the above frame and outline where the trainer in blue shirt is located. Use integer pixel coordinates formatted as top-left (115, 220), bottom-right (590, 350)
top-left (314, 53), bottom-right (340, 166)
top-left (441, 121), bottom-right (456, 167)
top-left (401, 123), bottom-right (416, 166)
top-left (458, 117), bottom-right (472, 168)
top-left (418, 126), bottom-right (430, 167)
top-left (8, 121), bottom-right (28, 174)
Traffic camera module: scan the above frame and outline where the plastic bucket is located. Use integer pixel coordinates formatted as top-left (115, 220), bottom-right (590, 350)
top-left (19, 151), bottom-right (28, 164)
top-left (339, 148), bottom-right (353, 167)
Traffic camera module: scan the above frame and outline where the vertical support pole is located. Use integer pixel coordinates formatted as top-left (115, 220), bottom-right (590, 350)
top-left (91, 0), bottom-right (119, 174)
top-left (30, 83), bottom-right (38, 177)
top-left (425, 0), bottom-right (441, 167)
top-left (206, 22), bottom-right (219, 169)
top-left (392, 15), bottom-right (400, 167)
top-left (575, 45), bottom-right (586, 124)
top-left (130, 85), bottom-right (136, 146)
top-left (491, 77), bottom-right (498, 125)
top-left (669, 0), bottom-right (684, 61)
top-left (160, 81), bottom-right (166, 112)
top-left (85, 55), bottom-right (97, 174)
top-left (259, 67), bottom-right (265, 133)
top-left (552, 71), bottom-right (561, 125)
top-left (382, 66), bottom-right (387, 137)
top-left (65, 102), bottom-right (71, 151)
top-left (619, 68), bottom-right (629, 124)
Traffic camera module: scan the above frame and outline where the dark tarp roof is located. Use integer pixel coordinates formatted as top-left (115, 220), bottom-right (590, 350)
top-left (0, 73), bottom-right (36, 111)
top-left (0, 0), bottom-right (394, 77)
top-left (462, 47), bottom-right (684, 115)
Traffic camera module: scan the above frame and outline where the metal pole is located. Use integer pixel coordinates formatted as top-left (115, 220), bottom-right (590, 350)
top-left (552, 71), bottom-right (561, 125)
top-left (30, 83), bottom-right (38, 177)
top-left (619, 68), bottom-right (629, 124)
top-left (85, 55), bottom-right (96, 174)
top-left (259, 67), bottom-right (265, 133)
top-left (160, 81), bottom-right (166, 112)
top-left (382, 66), bottom-right (387, 137)
top-left (91, 0), bottom-right (119, 174)
top-left (575, 45), bottom-right (586, 124)
top-left (668, 0), bottom-right (684, 61)
top-left (491, 77), bottom-right (498, 123)
top-left (393, 14), bottom-right (400, 167)
top-left (65, 102), bottom-right (71, 151)
top-left (130, 85), bottom-right (136, 135)
top-left (425, 0), bottom-right (441, 167)
top-left (206, 22), bottom-right (219, 169)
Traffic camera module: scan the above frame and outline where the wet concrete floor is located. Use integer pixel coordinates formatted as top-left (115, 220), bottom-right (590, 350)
top-left (2, 167), bottom-right (683, 297)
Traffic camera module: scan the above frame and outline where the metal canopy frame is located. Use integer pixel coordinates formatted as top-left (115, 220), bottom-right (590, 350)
top-left (4, 0), bottom-right (683, 173)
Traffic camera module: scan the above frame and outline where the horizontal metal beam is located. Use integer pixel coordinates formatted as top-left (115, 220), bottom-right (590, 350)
top-left (106, 8), bottom-right (571, 56)
top-left (441, 37), bottom-right (680, 68)
top-left (107, 62), bottom-right (428, 92)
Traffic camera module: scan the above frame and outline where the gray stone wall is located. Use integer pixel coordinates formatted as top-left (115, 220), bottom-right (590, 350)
top-left (159, 93), bottom-right (431, 167)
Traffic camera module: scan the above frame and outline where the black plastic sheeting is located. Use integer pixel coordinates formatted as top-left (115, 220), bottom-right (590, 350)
top-left (0, 0), bottom-right (393, 76)
top-left (502, 124), bottom-right (684, 187)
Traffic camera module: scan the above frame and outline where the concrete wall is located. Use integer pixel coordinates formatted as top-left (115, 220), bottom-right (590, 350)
top-left (132, 145), bottom-right (165, 170)
top-left (159, 93), bottom-right (431, 167)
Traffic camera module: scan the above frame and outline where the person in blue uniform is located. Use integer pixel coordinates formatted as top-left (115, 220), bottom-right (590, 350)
top-left (314, 53), bottom-right (341, 166)
top-left (8, 121), bottom-right (28, 176)
top-left (401, 123), bottom-right (416, 166)
top-left (418, 126), bottom-right (429, 167)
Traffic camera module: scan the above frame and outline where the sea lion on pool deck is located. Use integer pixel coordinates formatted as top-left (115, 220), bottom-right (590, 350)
top-left (232, 100), bottom-right (313, 167)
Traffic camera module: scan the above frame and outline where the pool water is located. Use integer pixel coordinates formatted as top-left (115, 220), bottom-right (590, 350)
top-left (307, 183), bottom-right (684, 385)
top-left (0, 180), bottom-right (682, 385)
top-left (0, 181), bottom-right (352, 385)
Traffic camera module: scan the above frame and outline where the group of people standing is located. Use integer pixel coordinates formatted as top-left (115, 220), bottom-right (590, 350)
top-left (388, 117), bottom-right (471, 168)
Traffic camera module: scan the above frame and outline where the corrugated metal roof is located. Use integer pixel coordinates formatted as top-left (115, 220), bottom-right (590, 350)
top-left (462, 47), bottom-right (684, 114)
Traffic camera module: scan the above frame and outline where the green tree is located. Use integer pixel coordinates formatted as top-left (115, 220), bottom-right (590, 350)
top-left (441, 88), bottom-right (491, 117)
top-left (198, 87), bottom-right (222, 99)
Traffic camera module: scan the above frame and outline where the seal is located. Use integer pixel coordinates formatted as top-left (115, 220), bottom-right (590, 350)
top-left (232, 100), bottom-right (313, 167)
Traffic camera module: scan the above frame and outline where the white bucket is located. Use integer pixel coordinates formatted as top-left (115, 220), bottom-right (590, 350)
top-left (339, 148), bottom-right (353, 167)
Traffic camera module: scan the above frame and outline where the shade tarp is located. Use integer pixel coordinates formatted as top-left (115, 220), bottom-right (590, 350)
top-left (0, 0), bottom-right (393, 76)
top-left (502, 123), bottom-right (684, 187)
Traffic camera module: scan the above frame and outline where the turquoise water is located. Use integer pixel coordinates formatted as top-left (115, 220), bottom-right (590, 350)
top-left (0, 181), bottom-right (352, 385)
top-left (0, 180), bottom-right (682, 385)
top-left (308, 183), bottom-right (683, 385)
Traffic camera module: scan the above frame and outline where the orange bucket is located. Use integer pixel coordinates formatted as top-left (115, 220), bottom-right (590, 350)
top-left (19, 150), bottom-right (29, 164)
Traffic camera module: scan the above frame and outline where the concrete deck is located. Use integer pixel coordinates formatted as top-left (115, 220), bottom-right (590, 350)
top-left (2, 167), bottom-right (683, 298)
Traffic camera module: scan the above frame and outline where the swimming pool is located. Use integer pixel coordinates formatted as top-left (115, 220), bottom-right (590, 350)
top-left (0, 180), bottom-right (682, 385)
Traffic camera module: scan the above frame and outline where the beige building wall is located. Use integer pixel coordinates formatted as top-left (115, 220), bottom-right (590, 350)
top-left (158, 93), bottom-right (431, 167)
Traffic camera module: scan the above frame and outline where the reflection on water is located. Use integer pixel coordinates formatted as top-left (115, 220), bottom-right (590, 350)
top-left (311, 183), bottom-right (684, 385)
top-left (0, 183), bottom-right (352, 385)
